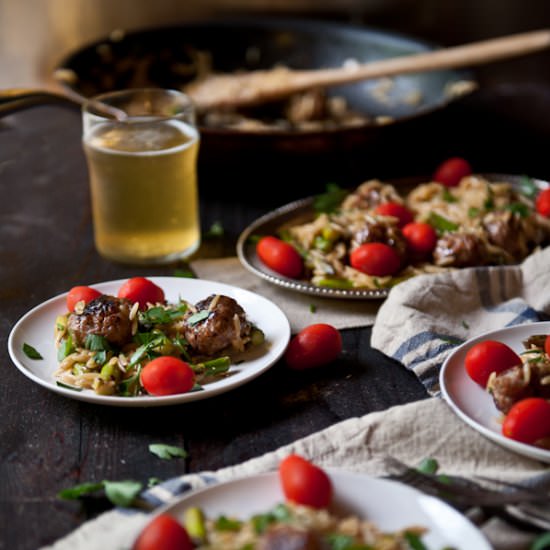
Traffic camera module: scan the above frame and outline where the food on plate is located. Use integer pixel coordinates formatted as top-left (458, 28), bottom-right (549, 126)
top-left (133, 455), bottom-right (427, 550)
top-left (259, 168), bottom-right (550, 290)
top-left (284, 324), bottom-right (342, 371)
top-left (465, 333), bottom-right (550, 447)
top-left (54, 278), bottom-right (265, 396)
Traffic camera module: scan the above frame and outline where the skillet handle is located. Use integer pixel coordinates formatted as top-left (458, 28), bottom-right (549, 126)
top-left (0, 89), bottom-right (81, 117)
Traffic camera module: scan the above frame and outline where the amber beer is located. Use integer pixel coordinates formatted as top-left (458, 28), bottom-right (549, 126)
top-left (82, 89), bottom-right (200, 264)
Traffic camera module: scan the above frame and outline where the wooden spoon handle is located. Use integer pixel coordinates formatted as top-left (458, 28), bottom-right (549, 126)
top-left (292, 29), bottom-right (550, 89)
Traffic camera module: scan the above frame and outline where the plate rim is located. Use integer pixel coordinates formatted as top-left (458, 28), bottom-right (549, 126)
top-left (237, 173), bottom-right (549, 301)
top-left (7, 276), bottom-right (291, 407)
top-left (149, 468), bottom-right (491, 549)
top-left (440, 320), bottom-right (550, 463)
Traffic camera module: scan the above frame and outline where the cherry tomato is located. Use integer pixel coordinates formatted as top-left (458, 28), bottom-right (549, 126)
top-left (535, 188), bottom-right (550, 217)
top-left (279, 454), bottom-right (333, 509)
top-left (350, 243), bottom-right (401, 277)
top-left (140, 357), bottom-right (195, 396)
top-left (66, 286), bottom-right (102, 312)
top-left (464, 340), bottom-right (521, 387)
top-left (402, 222), bottom-right (438, 259)
top-left (374, 202), bottom-right (414, 228)
top-left (285, 323), bottom-right (342, 370)
top-left (433, 157), bottom-right (472, 187)
top-left (117, 277), bottom-right (165, 309)
top-left (256, 236), bottom-right (303, 278)
top-left (545, 335), bottom-right (550, 357)
top-left (502, 398), bottom-right (550, 445)
top-left (133, 513), bottom-right (193, 550)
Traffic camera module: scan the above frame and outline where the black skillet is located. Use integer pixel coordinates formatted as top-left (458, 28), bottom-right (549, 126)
top-left (53, 17), bottom-right (475, 157)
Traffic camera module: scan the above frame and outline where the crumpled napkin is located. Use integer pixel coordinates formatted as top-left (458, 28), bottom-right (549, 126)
top-left (371, 246), bottom-right (550, 394)
top-left (43, 398), bottom-right (549, 550)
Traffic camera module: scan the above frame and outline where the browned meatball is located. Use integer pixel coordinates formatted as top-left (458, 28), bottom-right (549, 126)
top-left (183, 295), bottom-right (252, 356)
top-left (489, 365), bottom-right (534, 414)
top-left (433, 232), bottom-right (486, 267)
top-left (483, 211), bottom-right (528, 260)
top-left (68, 295), bottom-right (133, 348)
top-left (352, 218), bottom-right (408, 259)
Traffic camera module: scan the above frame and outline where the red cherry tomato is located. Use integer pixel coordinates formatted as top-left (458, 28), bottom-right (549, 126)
top-left (66, 286), bottom-right (102, 312)
top-left (502, 398), bottom-right (550, 445)
top-left (545, 335), bottom-right (550, 357)
top-left (374, 202), bottom-right (414, 228)
top-left (285, 323), bottom-right (342, 370)
top-left (536, 188), bottom-right (550, 217)
top-left (464, 340), bottom-right (521, 387)
top-left (433, 157), bottom-right (472, 187)
top-left (133, 514), bottom-right (193, 550)
top-left (118, 277), bottom-right (165, 310)
top-left (402, 222), bottom-right (438, 258)
top-left (279, 454), bottom-right (333, 509)
top-left (256, 236), bottom-right (303, 278)
top-left (350, 243), bottom-right (401, 277)
top-left (140, 357), bottom-right (195, 396)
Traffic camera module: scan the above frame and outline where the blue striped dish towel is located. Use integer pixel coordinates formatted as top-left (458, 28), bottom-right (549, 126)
top-left (371, 246), bottom-right (550, 394)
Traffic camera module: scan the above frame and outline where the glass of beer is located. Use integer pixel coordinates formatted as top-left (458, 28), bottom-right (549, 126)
top-left (82, 88), bottom-right (200, 264)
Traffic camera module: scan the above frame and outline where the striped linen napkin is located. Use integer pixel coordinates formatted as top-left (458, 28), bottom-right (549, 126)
top-left (371, 246), bottom-right (550, 394)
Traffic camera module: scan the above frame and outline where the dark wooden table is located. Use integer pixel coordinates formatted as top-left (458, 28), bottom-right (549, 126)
top-left (2, 65), bottom-right (550, 549)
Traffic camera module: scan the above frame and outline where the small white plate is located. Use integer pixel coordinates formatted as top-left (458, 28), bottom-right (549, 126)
top-left (7, 277), bottom-right (290, 407)
top-left (440, 321), bottom-right (550, 463)
top-left (152, 470), bottom-right (491, 549)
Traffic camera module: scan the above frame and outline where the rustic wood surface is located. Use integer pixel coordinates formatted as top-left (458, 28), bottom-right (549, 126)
top-left (2, 64), bottom-right (550, 550)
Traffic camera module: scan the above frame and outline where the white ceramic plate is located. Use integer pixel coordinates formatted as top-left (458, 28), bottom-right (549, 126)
top-left (236, 174), bottom-right (549, 300)
top-left (152, 470), bottom-right (491, 549)
top-left (440, 321), bottom-right (550, 463)
top-left (7, 277), bottom-right (290, 407)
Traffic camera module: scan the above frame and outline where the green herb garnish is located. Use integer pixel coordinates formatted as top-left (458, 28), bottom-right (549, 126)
top-left (404, 531), bottom-right (428, 550)
top-left (139, 304), bottom-right (187, 325)
top-left (149, 443), bottom-right (188, 460)
top-left (427, 212), bottom-right (459, 233)
top-left (442, 188), bottom-right (457, 203)
top-left (417, 457), bottom-right (439, 475)
top-left (468, 207), bottom-right (480, 218)
top-left (173, 268), bottom-right (195, 278)
top-left (214, 516), bottom-right (243, 532)
top-left (23, 343), bottom-right (43, 360)
top-left (247, 234), bottom-right (262, 245)
top-left (103, 480), bottom-right (143, 507)
top-left (204, 220), bottom-right (224, 238)
top-left (85, 334), bottom-right (111, 352)
top-left (518, 175), bottom-right (539, 199)
top-left (57, 336), bottom-right (75, 361)
top-left (462, 320), bottom-right (470, 329)
top-left (504, 202), bottom-right (530, 218)
top-left (187, 310), bottom-right (211, 326)
top-left (309, 304), bottom-right (317, 313)
top-left (313, 183), bottom-right (347, 214)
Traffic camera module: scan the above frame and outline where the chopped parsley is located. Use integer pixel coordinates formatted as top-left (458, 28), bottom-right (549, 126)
top-left (313, 183), bottom-right (347, 214)
top-left (148, 443), bottom-right (188, 460)
top-left (186, 310), bottom-right (211, 326)
top-left (22, 343), bottom-right (43, 360)
top-left (427, 212), bottom-right (459, 233)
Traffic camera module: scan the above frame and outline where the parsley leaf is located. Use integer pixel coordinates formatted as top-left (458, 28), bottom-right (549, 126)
top-left (148, 443), bottom-right (188, 460)
top-left (23, 343), bottom-right (43, 360)
top-left (427, 212), bottom-right (459, 233)
top-left (187, 310), bottom-right (211, 326)
top-left (518, 175), bottom-right (539, 199)
top-left (85, 334), bottom-right (111, 352)
top-left (313, 183), bottom-right (347, 214)
top-left (504, 202), bottom-right (530, 218)
top-left (58, 481), bottom-right (105, 500)
top-left (103, 480), bottom-right (143, 507)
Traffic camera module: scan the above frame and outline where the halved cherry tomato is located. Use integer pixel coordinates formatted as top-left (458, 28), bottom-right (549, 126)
top-left (502, 398), bottom-right (550, 445)
top-left (140, 357), bottom-right (195, 396)
top-left (133, 513), bottom-right (193, 550)
top-left (66, 286), bottom-right (102, 312)
top-left (117, 277), bottom-right (165, 309)
top-left (433, 157), bottom-right (472, 187)
top-left (535, 188), bottom-right (550, 217)
top-left (545, 335), bottom-right (550, 357)
top-left (402, 222), bottom-right (438, 258)
top-left (374, 202), bottom-right (414, 228)
top-left (285, 323), bottom-right (342, 370)
top-left (256, 236), bottom-right (303, 278)
top-left (350, 242), bottom-right (401, 277)
top-left (279, 454), bottom-right (333, 509)
top-left (464, 340), bottom-right (521, 387)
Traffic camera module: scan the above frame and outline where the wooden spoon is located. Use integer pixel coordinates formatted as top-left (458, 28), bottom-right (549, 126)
top-left (185, 29), bottom-right (550, 111)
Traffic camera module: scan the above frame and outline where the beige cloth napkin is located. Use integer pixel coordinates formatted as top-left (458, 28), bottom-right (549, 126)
top-left (191, 257), bottom-right (382, 332)
top-left (43, 397), bottom-right (548, 550)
